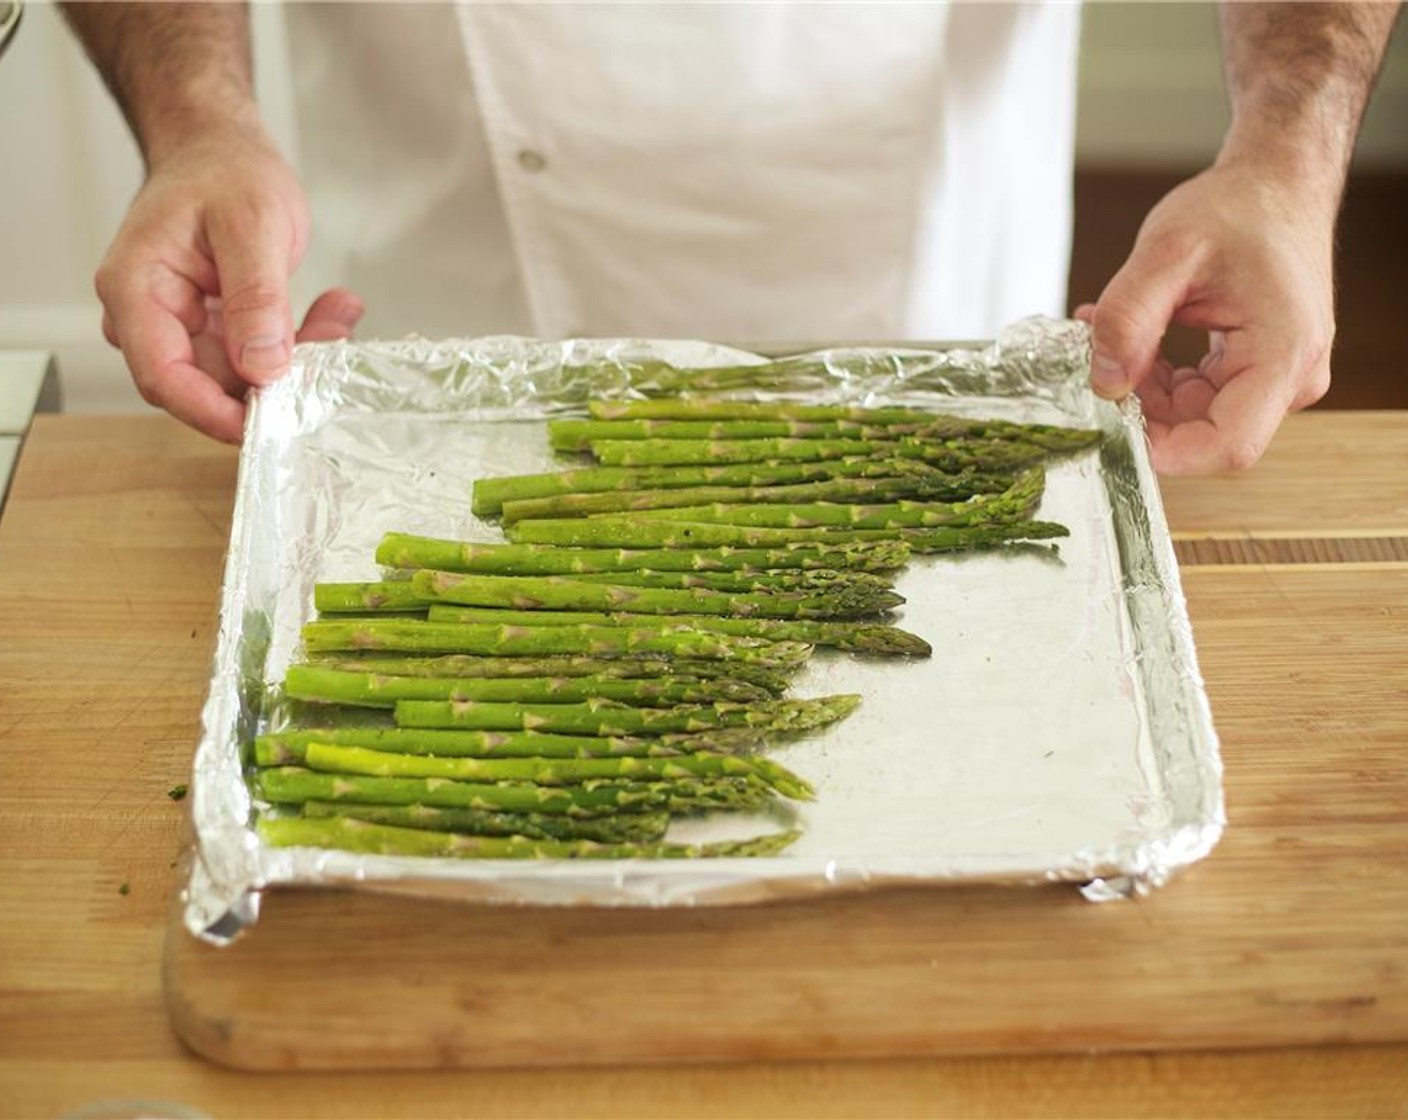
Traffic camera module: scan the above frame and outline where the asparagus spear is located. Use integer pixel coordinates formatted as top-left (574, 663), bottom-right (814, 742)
top-left (392, 694), bottom-right (861, 737)
top-left (550, 418), bottom-right (979, 449)
top-left (410, 569), bottom-right (903, 620)
top-left (300, 619), bottom-right (814, 664)
top-left (470, 458), bottom-right (955, 516)
top-left (302, 653), bottom-right (683, 679)
top-left (619, 495), bottom-right (1036, 531)
top-left (284, 664), bottom-right (772, 708)
top-left (305, 654), bottom-right (797, 695)
top-left (565, 568), bottom-right (896, 594)
top-left (255, 766), bottom-right (775, 816)
top-left (297, 741), bottom-right (816, 800)
top-left (552, 416), bottom-right (1100, 451)
top-left (498, 469), bottom-right (1012, 523)
top-left (581, 401), bottom-right (1105, 453)
top-left (376, 532), bottom-right (912, 574)
top-left (314, 581), bottom-right (430, 613)
top-left (588, 399), bottom-right (949, 423)
top-left (425, 605), bottom-right (932, 657)
top-left (258, 815), bottom-right (801, 859)
top-left (505, 514), bottom-right (1047, 551)
top-left (301, 800), bottom-right (671, 843)
top-left (256, 726), bottom-right (770, 763)
top-left (587, 436), bottom-right (1049, 470)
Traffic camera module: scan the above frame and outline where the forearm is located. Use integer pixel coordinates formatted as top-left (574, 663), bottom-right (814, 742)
top-left (1218, 2), bottom-right (1401, 199)
top-left (60, 1), bottom-right (260, 168)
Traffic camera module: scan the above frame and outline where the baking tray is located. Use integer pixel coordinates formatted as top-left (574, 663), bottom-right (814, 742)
top-left (182, 316), bottom-right (1224, 944)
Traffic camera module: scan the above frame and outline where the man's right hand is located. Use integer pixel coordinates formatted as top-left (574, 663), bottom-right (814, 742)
top-left (96, 123), bottom-right (363, 442)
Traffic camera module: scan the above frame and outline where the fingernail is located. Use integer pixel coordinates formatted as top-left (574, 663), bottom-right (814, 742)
top-left (241, 335), bottom-right (289, 376)
top-left (1091, 353), bottom-right (1128, 397)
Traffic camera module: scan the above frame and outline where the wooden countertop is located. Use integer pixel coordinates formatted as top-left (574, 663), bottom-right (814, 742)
top-left (2, 413), bottom-right (1406, 1118)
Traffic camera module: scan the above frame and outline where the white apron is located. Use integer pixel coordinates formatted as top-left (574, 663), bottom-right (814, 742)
top-left (285, 3), bottom-right (1080, 343)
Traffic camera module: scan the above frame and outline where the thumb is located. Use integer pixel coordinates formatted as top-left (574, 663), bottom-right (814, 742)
top-left (296, 288), bottom-right (366, 343)
top-left (1089, 238), bottom-right (1199, 400)
top-left (207, 208), bottom-right (297, 386)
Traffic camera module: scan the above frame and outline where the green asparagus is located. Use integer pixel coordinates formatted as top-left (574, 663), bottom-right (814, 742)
top-left (586, 398), bottom-right (1106, 454)
top-left (392, 694), bottom-right (861, 737)
top-left (376, 532), bottom-right (912, 574)
top-left (498, 469), bottom-right (1012, 523)
top-left (301, 799), bottom-right (672, 843)
top-left (314, 581), bottom-right (430, 613)
top-left (300, 618), bottom-right (814, 664)
top-left (587, 436), bottom-right (1049, 470)
top-left (255, 766), bottom-right (775, 816)
top-left (305, 653), bottom-right (797, 694)
top-left (258, 815), bottom-right (801, 859)
top-left (255, 726), bottom-right (770, 763)
top-left (296, 741), bottom-right (815, 800)
top-left (470, 458), bottom-right (960, 516)
top-left (284, 664), bottom-right (772, 708)
top-left (551, 416), bottom-right (1099, 451)
top-left (410, 569), bottom-right (903, 619)
top-left (425, 604), bottom-right (931, 656)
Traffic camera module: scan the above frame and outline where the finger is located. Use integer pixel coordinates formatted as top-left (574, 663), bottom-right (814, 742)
top-left (1149, 336), bottom-right (1298, 474)
top-left (119, 309), bottom-right (247, 443)
top-left (206, 207), bottom-right (297, 387)
top-left (296, 287), bottom-right (365, 343)
top-left (1089, 238), bottom-right (1201, 401)
top-left (102, 310), bottom-right (119, 348)
top-left (191, 329), bottom-right (249, 400)
top-left (1072, 303), bottom-right (1095, 324)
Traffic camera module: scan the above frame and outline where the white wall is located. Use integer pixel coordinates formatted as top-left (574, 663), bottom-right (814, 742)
top-left (1078, 1), bottom-right (1408, 166)
top-left (1, 1), bottom-right (1404, 413)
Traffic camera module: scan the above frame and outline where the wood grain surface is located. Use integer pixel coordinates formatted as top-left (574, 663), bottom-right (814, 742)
top-left (2, 415), bottom-right (1407, 1118)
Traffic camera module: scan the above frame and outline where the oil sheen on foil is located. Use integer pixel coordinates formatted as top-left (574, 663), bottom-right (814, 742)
top-left (183, 316), bottom-right (1224, 944)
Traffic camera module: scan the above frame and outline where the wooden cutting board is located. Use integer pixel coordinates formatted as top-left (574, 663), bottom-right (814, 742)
top-left (164, 563), bottom-right (1408, 1070)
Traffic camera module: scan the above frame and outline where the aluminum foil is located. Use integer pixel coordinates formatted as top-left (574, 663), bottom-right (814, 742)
top-left (183, 315), bottom-right (1224, 944)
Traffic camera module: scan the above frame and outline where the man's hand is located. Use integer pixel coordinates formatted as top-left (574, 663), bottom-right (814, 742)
top-left (1084, 1), bottom-right (1400, 474)
top-left (62, 1), bottom-right (364, 442)
top-left (1080, 157), bottom-right (1335, 474)
top-left (96, 124), bottom-right (363, 442)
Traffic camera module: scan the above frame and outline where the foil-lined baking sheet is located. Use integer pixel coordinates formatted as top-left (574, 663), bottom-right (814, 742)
top-left (183, 316), bottom-right (1223, 944)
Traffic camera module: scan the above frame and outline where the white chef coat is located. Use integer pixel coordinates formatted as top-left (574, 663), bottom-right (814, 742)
top-left (284, 3), bottom-right (1080, 343)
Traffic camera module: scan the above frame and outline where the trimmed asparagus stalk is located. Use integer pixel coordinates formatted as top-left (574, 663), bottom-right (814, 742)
top-left (470, 458), bottom-right (956, 516)
top-left (301, 654), bottom-right (682, 680)
top-left (255, 766), bottom-right (776, 816)
top-left (587, 436), bottom-right (1049, 470)
top-left (314, 581), bottom-right (430, 613)
top-left (506, 511), bottom-right (1066, 552)
top-left (284, 664), bottom-right (772, 708)
top-left (552, 417), bottom-right (1099, 451)
top-left (255, 726), bottom-right (770, 763)
top-left (498, 469), bottom-right (1013, 523)
top-left (425, 605), bottom-right (931, 657)
top-left (304, 654), bottom-right (797, 695)
top-left (581, 400), bottom-right (1105, 453)
top-left (392, 694), bottom-right (861, 737)
top-left (300, 619), bottom-right (814, 665)
top-left (297, 742), bottom-right (815, 801)
top-left (258, 815), bottom-right (801, 859)
top-left (302, 800), bottom-right (671, 843)
top-left (376, 532), bottom-right (912, 574)
top-left (565, 568), bottom-right (895, 594)
top-left (588, 399), bottom-right (951, 423)
top-left (410, 569), bottom-right (902, 620)
top-left (618, 466), bottom-right (1043, 530)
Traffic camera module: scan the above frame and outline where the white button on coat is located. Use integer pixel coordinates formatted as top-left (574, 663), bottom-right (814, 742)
top-left (286, 3), bottom-right (1080, 343)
